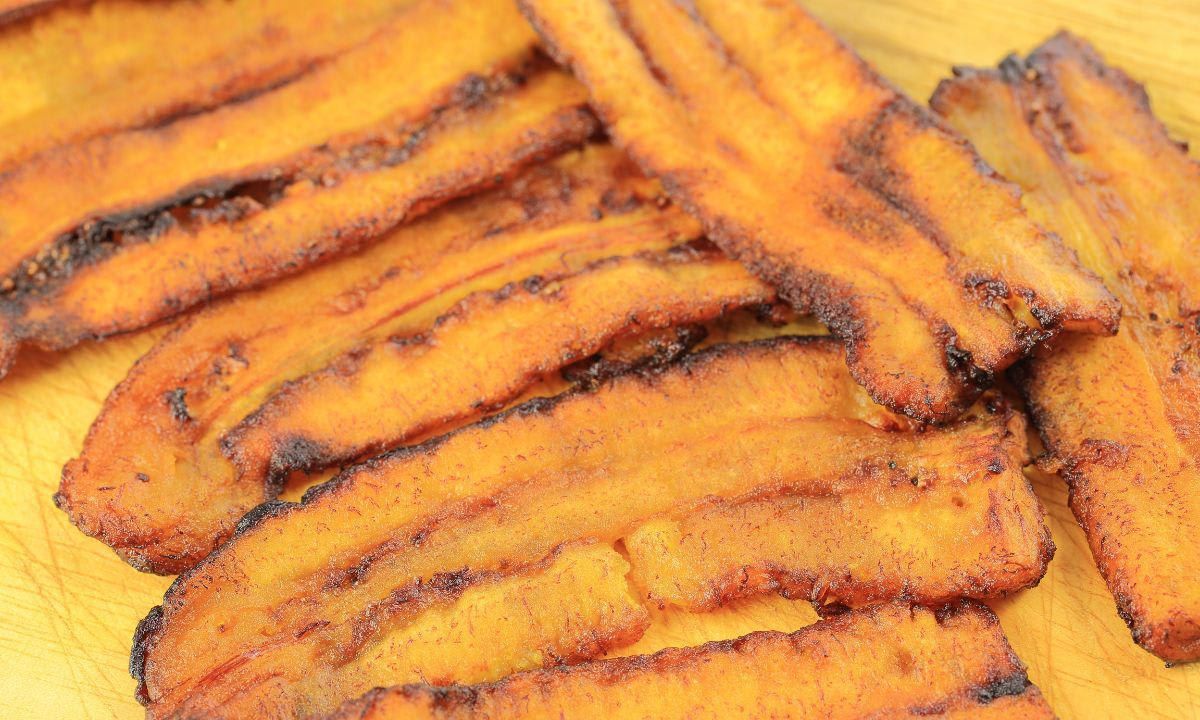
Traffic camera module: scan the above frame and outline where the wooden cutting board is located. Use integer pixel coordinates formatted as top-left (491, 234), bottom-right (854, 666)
top-left (1, 1), bottom-right (1199, 717)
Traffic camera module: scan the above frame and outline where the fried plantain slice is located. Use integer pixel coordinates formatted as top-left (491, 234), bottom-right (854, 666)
top-left (325, 602), bottom-right (1054, 720)
top-left (0, 0), bottom-right (417, 168)
top-left (133, 338), bottom-right (1050, 717)
top-left (0, 0), bottom-right (595, 375)
top-left (144, 541), bottom-right (650, 719)
top-left (624, 403), bottom-right (1051, 611)
top-left (57, 146), bottom-right (707, 574)
top-left (932, 34), bottom-right (1200, 662)
top-left (518, 0), bottom-right (1120, 422)
top-left (223, 246), bottom-right (772, 490)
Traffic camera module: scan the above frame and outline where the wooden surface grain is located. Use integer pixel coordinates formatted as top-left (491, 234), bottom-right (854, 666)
top-left (1, 1), bottom-right (1199, 717)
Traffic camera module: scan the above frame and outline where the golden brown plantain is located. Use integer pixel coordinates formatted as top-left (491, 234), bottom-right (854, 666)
top-left (132, 338), bottom-right (1050, 717)
top-left (0, 0), bottom-right (417, 168)
top-left (325, 602), bottom-right (1054, 720)
top-left (223, 246), bottom-right (772, 490)
top-left (932, 33), bottom-right (1200, 663)
top-left (57, 146), bottom-right (709, 574)
top-left (0, 0), bottom-right (594, 375)
top-left (625, 402), bottom-right (1051, 611)
top-left (519, 0), bottom-right (1120, 422)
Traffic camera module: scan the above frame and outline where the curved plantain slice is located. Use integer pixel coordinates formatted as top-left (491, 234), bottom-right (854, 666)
top-left (57, 146), bottom-right (705, 574)
top-left (132, 338), bottom-right (1050, 717)
top-left (932, 34), bottom-right (1200, 662)
top-left (0, 0), bottom-right (417, 168)
top-left (325, 602), bottom-right (1054, 720)
top-left (0, 0), bottom-right (595, 375)
top-left (519, 0), bottom-right (1120, 422)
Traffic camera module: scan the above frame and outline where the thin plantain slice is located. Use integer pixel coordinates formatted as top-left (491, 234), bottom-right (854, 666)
top-left (324, 602), bottom-right (1054, 720)
top-left (933, 33), bottom-right (1200, 662)
top-left (0, 0), bottom-right (417, 167)
top-left (57, 146), bottom-right (708, 574)
top-left (132, 338), bottom-right (1050, 717)
top-left (0, 0), bottom-right (594, 375)
top-left (519, 0), bottom-right (1120, 422)
top-left (222, 245), bottom-right (772, 491)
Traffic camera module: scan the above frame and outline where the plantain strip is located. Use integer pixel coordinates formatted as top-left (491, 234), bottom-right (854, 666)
top-left (0, 0), bottom-right (594, 374)
top-left (222, 245), bottom-right (772, 490)
top-left (324, 602), bottom-right (1054, 720)
top-left (132, 338), bottom-right (1050, 717)
top-left (55, 146), bottom-right (716, 574)
top-left (0, 0), bottom-right (418, 167)
top-left (624, 404), bottom-right (1051, 611)
top-left (518, 0), bottom-right (1120, 422)
top-left (933, 34), bottom-right (1200, 662)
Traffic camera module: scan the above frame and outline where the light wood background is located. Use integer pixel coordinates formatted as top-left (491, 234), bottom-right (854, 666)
top-left (2, 1), bottom-right (1199, 717)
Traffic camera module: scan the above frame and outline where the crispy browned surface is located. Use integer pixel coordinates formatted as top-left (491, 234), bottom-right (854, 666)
top-left (0, 0), bottom-right (595, 376)
top-left (0, 0), bottom-right (417, 168)
top-left (932, 34), bottom-right (1200, 662)
top-left (519, 0), bottom-right (1120, 422)
top-left (0, 0), bottom-right (61, 25)
top-left (625, 402), bottom-right (1051, 611)
top-left (57, 146), bottom-right (706, 574)
top-left (132, 338), bottom-right (1051, 717)
top-left (325, 602), bottom-right (1054, 720)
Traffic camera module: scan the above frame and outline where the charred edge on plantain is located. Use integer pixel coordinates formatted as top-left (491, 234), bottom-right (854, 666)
top-left (1, 64), bottom-right (546, 301)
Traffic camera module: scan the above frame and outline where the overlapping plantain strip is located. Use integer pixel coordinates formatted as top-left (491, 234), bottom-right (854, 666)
top-left (519, 0), bottom-right (1120, 422)
top-left (325, 602), bottom-right (1054, 720)
top-left (624, 402), bottom-right (1051, 611)
top-left (0, 0), bottom-right (419, 168)
top-left (0, 0), bottom-right (594, 374)
top-left (133, 338), bottom-right (1049, 717)
top-left (0, 0), bottom-right (532, 273)
top-left (142, 541), bottom-right (650, 719)
top-left (932, 34), bottom-right (1200, 662)
top-left (57, 146), bottom-right (704, 574)
top-left (223, 246), bottom-right (772, 489)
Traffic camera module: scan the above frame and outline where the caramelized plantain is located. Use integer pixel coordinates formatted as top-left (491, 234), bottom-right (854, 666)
top-left (624, 403), bottom-right (1051, 611)
top-left (0, 0), bottom-right (594, 375)
top-left (519, 0), bottom-right (1120, 422)
top-left (933, 33), bottom-right (1200, 662)
top-left (0, 0), bottom-right (417, 167)
top-left (223, 246), bottom-right (772, 489)
top-left (326, 602), bottom-right (1054, 720)
top-left (57, 146), bottom-right (707, 574)
top-left (132, 338), bottom-right (1050, 717)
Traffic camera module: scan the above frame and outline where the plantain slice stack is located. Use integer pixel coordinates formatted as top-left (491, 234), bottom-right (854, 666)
top-left (933, 33), bottom-right (1200, 662)
top-left (56, 146), bottom-right (781, 574)
top-left (518, 0), bottom-right (1121, 422)
top-left (326, 603), bottom-right (1054, 720)
top-left (131, 337), bottom-right (1052, 718)
top-left (0, 0), bottom-right (595, 375)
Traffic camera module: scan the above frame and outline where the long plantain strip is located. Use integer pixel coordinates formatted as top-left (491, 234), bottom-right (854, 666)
top-left (0, 0), bottom-right (594, 374)
top-left (325, 602), bottom-right (1054, 720)
top-left (933, 34), bottom-right (1200, 662)
top-left (132, 338), bottom-right (1050, 717)
top-left (0, 0), bottom-right (418, 168)
top-left (223, 246), bottom-right (772, 489)
top-left (518, 0), bottom-right (1120, 422)
top-left (57, 147), bottom-right (705, 574)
